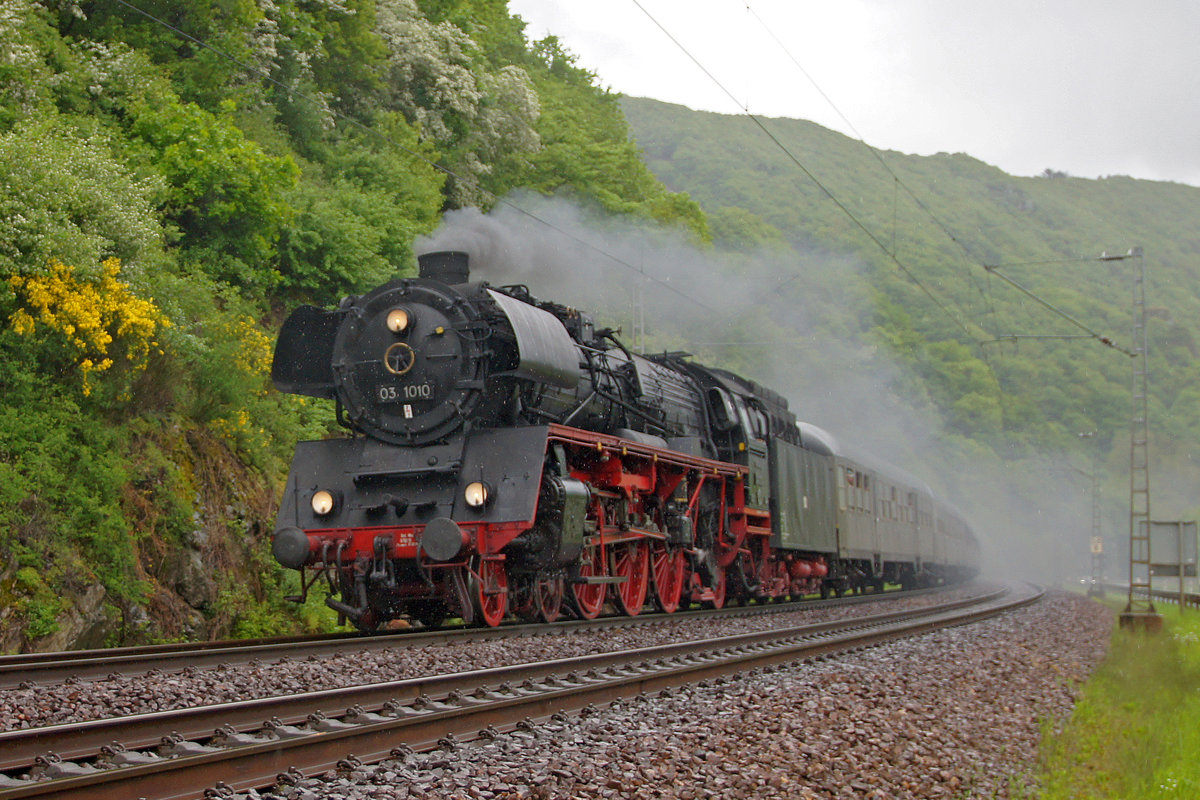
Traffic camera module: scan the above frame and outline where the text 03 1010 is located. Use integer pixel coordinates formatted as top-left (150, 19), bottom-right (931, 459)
top-left (378, 383), bottom-right (432, 402)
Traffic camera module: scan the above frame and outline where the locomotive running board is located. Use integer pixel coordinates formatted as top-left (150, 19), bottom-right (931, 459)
top-left (546, 423), bottom-right (747, 478)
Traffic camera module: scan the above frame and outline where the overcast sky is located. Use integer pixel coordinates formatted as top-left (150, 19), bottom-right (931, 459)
top-left (508, 0), bottom-right (1200, 187)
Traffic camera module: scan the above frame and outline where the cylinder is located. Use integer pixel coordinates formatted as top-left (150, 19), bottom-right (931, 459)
top-left (420, 517), bottom-right (470, 561)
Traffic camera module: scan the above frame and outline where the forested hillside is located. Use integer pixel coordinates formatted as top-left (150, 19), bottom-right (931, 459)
top-left (622, 97), bottom-right (1200, 452)
top-left (0, 0), bottom-right (705, 650)
top-left (618, 96), bottom-right (1200, 566)
top-left (2, 0), bottom-right (1196, 651)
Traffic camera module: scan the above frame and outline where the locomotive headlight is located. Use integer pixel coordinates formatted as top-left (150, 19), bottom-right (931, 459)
top-left (386, 307), bottom-right (411, 334)
top-left (311, 489), bottom-right (338, 516)
top-left (464, 481), bottom-right (491, 508)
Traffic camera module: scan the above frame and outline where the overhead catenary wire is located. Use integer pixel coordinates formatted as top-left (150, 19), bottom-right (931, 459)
top-left (982, 260), bottom-right (1135, 356)
top-left (731, 1), bottom-right (1130, 359)
top-left (109, 0), bottom-right (721, 314)
top-left (631, 0), bottom-right (985, 346)
top-left (740, 1), bottom-right (996, 318)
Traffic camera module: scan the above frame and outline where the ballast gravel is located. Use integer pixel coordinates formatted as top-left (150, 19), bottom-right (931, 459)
top-left (234, 591), bottom-right (1111, 800)
top-left (0, 588), bottom-right (977, 730)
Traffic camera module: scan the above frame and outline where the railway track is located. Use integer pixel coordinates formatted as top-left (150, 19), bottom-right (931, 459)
top-left (0, 583), bottom-right (1039, 800)
top-left (0, 586), bottom-right (939, 690)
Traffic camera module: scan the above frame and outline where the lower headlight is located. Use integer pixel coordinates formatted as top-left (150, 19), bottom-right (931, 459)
top-left (464, 481), bottom-right (490, 508)
top-left (311, 489), bottom-right (337, 516)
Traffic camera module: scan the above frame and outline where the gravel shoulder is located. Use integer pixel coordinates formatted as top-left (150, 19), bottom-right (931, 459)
top-left (245, 590), bottom-right (1111, 799)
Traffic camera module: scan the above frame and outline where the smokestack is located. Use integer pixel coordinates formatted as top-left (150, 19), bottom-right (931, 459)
top-left (418, 251), bottom-right (470, 285)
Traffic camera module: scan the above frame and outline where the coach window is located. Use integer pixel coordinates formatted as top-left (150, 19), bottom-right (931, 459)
top-left (837, 467), bottom-right (847, 511)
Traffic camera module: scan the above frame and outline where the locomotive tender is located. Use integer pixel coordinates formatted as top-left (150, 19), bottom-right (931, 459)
top-left (270, 251), bottom-right (979, 629)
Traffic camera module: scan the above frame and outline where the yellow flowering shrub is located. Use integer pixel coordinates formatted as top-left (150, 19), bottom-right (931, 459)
top-left (8, 258), bottom-right (169, 395)
top-left (209, 314), bottom-right (274, 445)
top-left (222, 316), bottom-right (274, 395)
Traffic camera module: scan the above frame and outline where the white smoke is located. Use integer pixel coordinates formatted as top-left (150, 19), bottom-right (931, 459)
top-left (417, 193), bottom-right (1124, 587)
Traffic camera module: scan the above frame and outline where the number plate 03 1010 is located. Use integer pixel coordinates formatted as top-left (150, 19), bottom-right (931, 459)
top-left (377, 383), bottom-right (433, 403)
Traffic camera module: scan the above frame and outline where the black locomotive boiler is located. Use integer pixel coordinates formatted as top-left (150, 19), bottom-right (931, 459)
top-left (270, 251), bottom-right (979, 629)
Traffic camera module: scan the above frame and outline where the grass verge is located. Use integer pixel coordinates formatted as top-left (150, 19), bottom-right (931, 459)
top-left (1033, 598), bottom-right (1200, 799)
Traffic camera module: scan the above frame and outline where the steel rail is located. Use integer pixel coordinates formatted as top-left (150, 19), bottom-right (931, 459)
top-left (0, 584), bottom-right (950, 689)
top-left (0, 584), bottom-right (1032, 799)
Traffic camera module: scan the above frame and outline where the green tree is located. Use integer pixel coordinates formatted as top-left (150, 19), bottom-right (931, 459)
top-left (0, 0), bottom-right (67, 129)
top-left (0, 117), bottom-right (164, 275)
top-left (277, 114), bottom-right (445, 299)
top-left (128, 96), bottom-right (300, 289)
top-left (375, 0), bottom-right (540, 206)
top-left (50, 0), bottom-right (270, 110)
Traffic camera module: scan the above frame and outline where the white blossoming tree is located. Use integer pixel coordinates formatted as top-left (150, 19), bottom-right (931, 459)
top-left (376, 0), bottom-right (540, 206)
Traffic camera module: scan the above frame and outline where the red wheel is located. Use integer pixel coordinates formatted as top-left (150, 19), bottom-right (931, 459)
top-left (703, 564), bottom-right (727, 609)
top-left (535, 574), bottom-right (565, 623)
top-left (651, 542), bottom-right (686, 613)
top-left (571, 543), bottom-right (606, 619)
top-left (609, 540), bottom-right (650, 616)
top-left (471, 557), bottom-right (508, 627)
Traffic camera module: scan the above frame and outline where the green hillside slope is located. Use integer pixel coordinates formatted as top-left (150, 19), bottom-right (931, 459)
top-left (0, 0), bottom-right (702, 650)
top-left (622, 96), bottom-right (1199, 472)
top-left (617, 97), bottom-right (1200, 583)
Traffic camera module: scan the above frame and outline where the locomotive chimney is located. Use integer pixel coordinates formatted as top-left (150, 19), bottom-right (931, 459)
top-left (417, 251), bottom-right (470, 285)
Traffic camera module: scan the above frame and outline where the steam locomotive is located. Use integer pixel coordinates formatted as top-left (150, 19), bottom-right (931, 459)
top-left (270, 251), bottom-right (979, 630)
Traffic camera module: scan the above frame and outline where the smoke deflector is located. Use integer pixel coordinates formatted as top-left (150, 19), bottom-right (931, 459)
top-left (488, 288), bottom-right (581, 389)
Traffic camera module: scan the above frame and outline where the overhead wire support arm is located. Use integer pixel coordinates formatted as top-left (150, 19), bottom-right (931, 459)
top-left (983, 334), bottom-right (1100, 344)
top-left (981, 263), bottom-right (1135, 357)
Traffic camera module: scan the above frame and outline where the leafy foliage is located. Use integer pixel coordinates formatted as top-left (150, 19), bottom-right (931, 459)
top-left (276, 115), bottom-right (445, 299)
top-left (0, 117), bottom-right (165, 274)
top-left (2, 0), bottom-right (713, 644)
top-left (127, 96), bottom-right (300, 288)
top-left (515, 38), bottom-right (708, 238)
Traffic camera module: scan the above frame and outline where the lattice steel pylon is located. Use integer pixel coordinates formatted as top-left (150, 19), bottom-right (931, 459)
top-left (1122, 246), bottom-right (1159, 625)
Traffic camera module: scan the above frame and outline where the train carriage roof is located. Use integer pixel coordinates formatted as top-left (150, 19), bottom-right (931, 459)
top-left (797, 421), bottom-right (932, 495)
